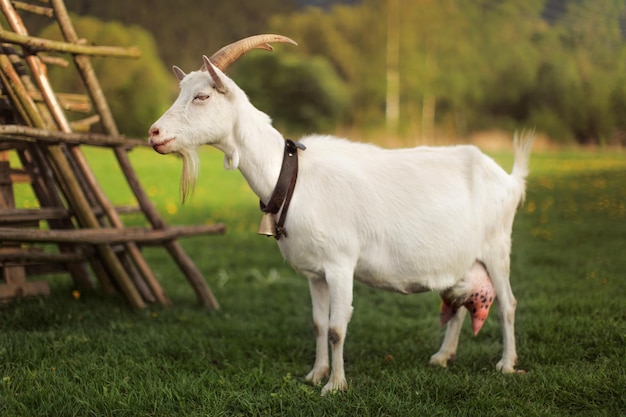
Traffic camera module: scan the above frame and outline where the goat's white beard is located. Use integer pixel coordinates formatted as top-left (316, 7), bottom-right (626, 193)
top-left (179, 148), bottom-right (199, 204)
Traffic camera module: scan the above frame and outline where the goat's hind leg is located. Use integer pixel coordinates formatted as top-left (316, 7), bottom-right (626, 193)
top-left (483, 251), bottom-right (519, 373)
top-left (306, 276), bottom-right (331, 385)
top-left (430, 306), bottom-right (467, 368)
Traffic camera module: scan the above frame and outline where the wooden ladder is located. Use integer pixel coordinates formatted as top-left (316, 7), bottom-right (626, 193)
top-left (0, 0), bottom-right (223, 309)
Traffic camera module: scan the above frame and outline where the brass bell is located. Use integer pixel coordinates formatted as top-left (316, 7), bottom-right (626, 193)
top-left (257, 212), bottom-right (277, 237)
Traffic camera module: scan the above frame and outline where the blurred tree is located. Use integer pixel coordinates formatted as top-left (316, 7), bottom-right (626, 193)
top-left (272, 0), bottom-right (548, 138)
top-left (270, 1), bottom-right (386, 129)
top-left (26, 0), bottom-right (626, 143)
top-left (56, 0), bottom-right (298, 71)
top-left (232, 52), bottom-right (348, 134)
top-left (398, 0), bottom-right (491, 138)
top-left (271, 0), bottom-right (626, 143)
top-left (466, 1), bottom-right (545, 131)
top-left (541, 0), bottom-right (626, 143)
top-left (39, 15), bottom-right (175, 137)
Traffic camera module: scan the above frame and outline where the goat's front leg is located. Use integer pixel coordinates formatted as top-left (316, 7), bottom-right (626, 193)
top-left (430, 306), bottom-right (467, 368)
top-left (306, 276), bottom-right (330, 385)
top-left (321, 265), bottom-right (354, 395)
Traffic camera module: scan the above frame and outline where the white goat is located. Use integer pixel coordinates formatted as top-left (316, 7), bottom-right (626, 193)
top-left (149, 35), bottom-right (534, 395)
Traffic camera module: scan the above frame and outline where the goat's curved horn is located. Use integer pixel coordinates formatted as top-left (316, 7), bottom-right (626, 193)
top-left (206, 34), bottom-right (297, 71)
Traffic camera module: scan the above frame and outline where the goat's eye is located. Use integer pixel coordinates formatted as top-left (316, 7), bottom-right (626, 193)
top-left (194, 93), bottom-right (209, 101)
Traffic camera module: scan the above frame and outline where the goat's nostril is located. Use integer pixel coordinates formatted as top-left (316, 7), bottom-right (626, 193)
top-left (149, 127), bottom-right (159, 138)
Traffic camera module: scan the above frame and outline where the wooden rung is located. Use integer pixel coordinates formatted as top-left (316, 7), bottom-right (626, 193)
top-left (0, 1), bottom-right (221, 309)
top-left (11, 1), bottom-right (54, 18)
top-left (0, 223), bottom-right (226, 244)
top-left (0, 29), bottom-right (141, 58)
top-left (28, 91), bottom-right (92, 113)
top-left (40, 55), bottom-right (70, 68)
top-left (0, 280), bottom-right (50, 300)
top-left (115, 205), bottom-right (142, 215)
top-left (0, 207), bottom-right (72, 223)
top-left (9, 169), bottom-right (31, 184)
top-left (91, 205), bottom-right (143, 218)
top-left (70, 115), bottom-right (101, 132)
top-left (0, 248), bottom-right (87, 264)
top-left (0, 125), bottom-right (149, 148)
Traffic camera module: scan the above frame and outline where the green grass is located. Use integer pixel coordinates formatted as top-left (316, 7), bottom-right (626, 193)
top-left (1, 145), bottom-right (625, 416)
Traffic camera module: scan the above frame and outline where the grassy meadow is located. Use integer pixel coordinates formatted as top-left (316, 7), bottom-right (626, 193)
top-left (1, 143), bottom-right (625, 416)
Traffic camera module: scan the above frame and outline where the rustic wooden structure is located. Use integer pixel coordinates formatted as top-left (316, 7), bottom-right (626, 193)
top-left (0, 0), bottom-right (223, 309)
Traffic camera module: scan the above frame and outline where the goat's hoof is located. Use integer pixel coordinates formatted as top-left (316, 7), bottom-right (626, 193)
top-left (306, 366), bottom-right (330, 385)
top-left (495, 357), bottom-right (519, 373)
top-left (321, 378), bottom-right (348, 396)
top-left (429, 352), bottom-right (454, 368)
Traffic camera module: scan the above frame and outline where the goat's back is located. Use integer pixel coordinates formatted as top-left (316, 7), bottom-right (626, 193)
top-left (279, 135), bottom-right (527, 291)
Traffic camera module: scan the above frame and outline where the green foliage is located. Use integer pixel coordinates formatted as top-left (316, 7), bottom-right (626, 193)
top-left (269, 2), bottom-right (387, 128)
top-left (56, 0), bottom-right (299, 72)
top-left (270, 0), bottom-right (626, 143)
top-left (532, 0), bottom-right (626, 143)
top-left (38, 15), bottom-right (175, 137)
top-left (232, 52), bottom-right (348, 134)
top-left (22, 0), bottom-right (626, 143)
top-left (2, 147), bottom-right (625, 415)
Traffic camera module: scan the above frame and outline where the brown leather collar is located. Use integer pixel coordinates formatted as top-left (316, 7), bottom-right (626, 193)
top-left (259, 139), bottom-right (306, 240)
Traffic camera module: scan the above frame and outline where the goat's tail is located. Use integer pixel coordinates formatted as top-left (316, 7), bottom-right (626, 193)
top-left (511, 130), bottom-right (535, 204)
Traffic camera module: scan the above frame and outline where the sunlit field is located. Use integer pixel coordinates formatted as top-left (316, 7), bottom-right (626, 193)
top-left (1, 143), bottom-right (625, 416)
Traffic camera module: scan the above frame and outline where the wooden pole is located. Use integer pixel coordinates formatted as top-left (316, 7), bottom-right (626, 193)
top-left (0, 58), bottom-right (98, 290)
top-left (51, 0), bottom-right (220, 310)
top-left (14, 146), bottom-right (95, 289)
top-left (0, 224), bottom-right (226, 244)
top-left (33, 0), bottom-right (172, 305)
top-left (0, 125), bottom-right (149, 148)
top-left (0, 28), bottom-right (141, 58)
top-left (0, 1), bottom-right (146, 308)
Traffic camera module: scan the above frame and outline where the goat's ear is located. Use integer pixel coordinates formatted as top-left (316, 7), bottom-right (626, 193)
top-left (172, 65), bottom-right (186, 81)
top-left (202, 55), bottom-right (228, 94)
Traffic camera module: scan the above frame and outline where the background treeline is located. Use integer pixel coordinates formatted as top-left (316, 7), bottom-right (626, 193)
top-left (29, 0), bottom-right (626, 144)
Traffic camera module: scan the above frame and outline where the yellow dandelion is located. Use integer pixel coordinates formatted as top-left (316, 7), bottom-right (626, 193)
top-left (72, 290), bottom-right (80, 300)
top-left (166, 202), bottom-right (178, 215)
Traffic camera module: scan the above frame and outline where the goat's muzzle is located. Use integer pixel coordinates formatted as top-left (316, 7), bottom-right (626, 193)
top-left (148, 126), bottom-right (175, 154)
top-left (149, 137), bottom-right (175, 154)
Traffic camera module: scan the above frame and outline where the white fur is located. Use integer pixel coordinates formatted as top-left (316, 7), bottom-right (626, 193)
top-left (149, 62), bottom-right (534, 395)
